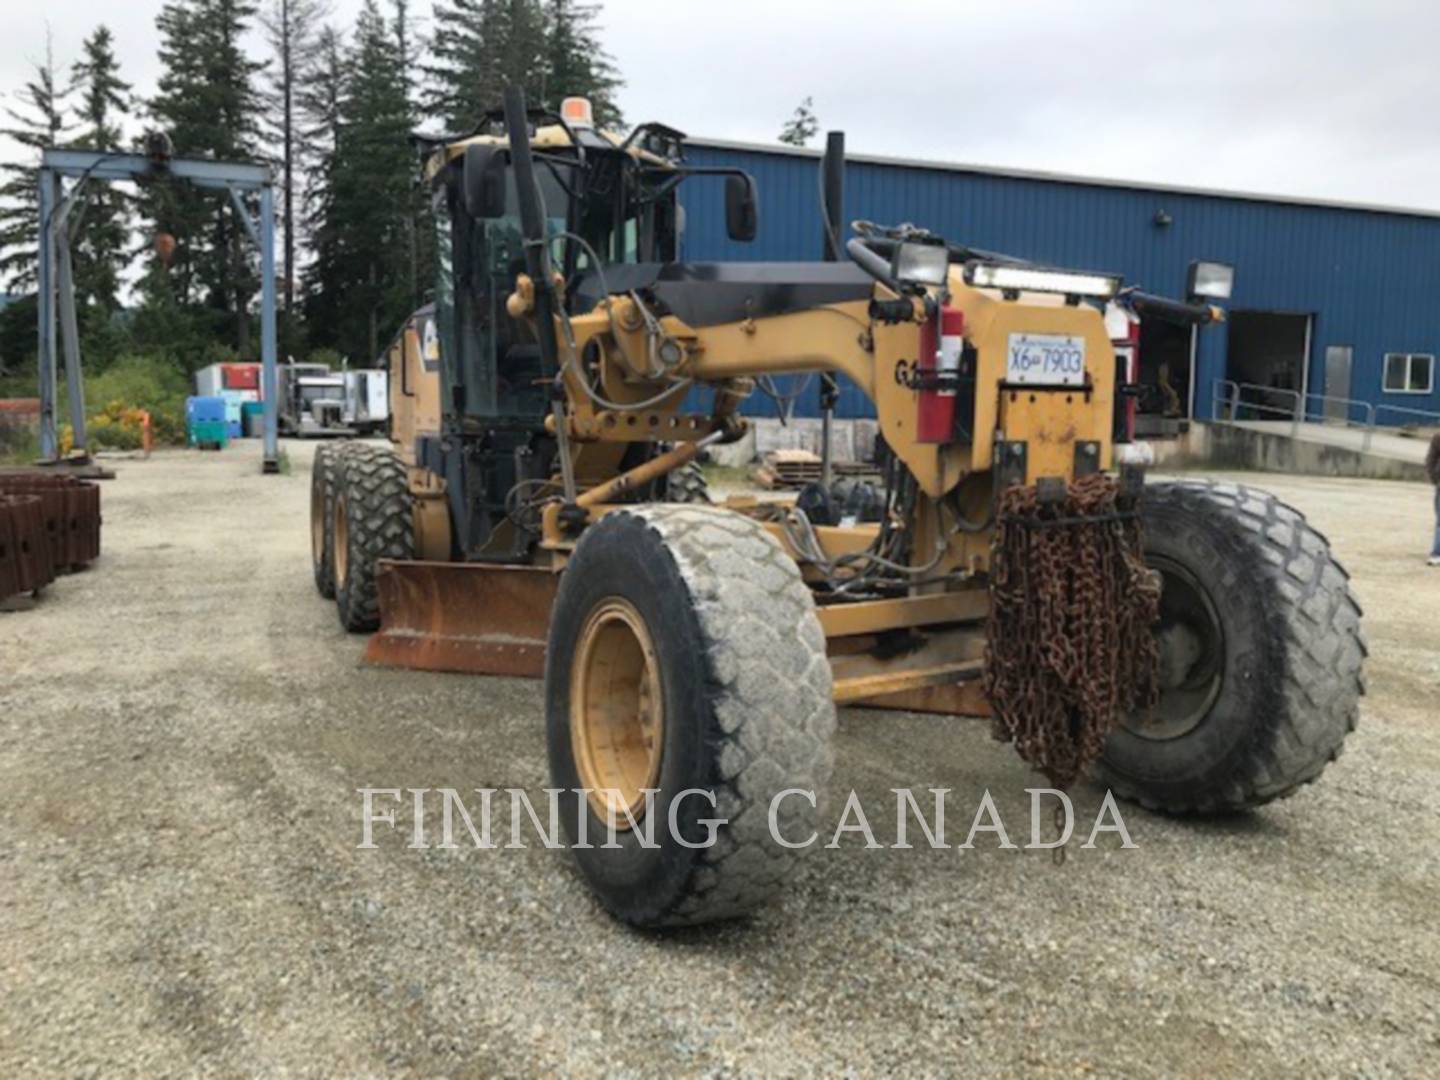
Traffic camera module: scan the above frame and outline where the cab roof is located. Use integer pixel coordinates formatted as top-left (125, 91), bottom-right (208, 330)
top-left (423, 122), bottom-right (678, 183)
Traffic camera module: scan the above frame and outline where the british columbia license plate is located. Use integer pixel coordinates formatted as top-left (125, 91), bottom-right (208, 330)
top-left (1006, 333), bottom-right (1086, 386)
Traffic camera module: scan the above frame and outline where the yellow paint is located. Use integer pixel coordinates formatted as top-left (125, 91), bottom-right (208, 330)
top-left (388, 317), bottom-right (442, 467)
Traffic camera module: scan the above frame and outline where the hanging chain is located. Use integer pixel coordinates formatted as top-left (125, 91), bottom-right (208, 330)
top-left (984, 472), bottom-right (1162, 793)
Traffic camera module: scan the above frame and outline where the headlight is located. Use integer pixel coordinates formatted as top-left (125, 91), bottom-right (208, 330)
top-left (968, 263), bottom-right (1121, 299)
top-left (891, 241), bottom-right (950, 289)
top-left (1187, 260), bottom-right (1235, 300)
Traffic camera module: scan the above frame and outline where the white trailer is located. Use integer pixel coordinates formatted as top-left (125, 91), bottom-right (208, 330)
top-left (344, 370), bottom-right (389, 433)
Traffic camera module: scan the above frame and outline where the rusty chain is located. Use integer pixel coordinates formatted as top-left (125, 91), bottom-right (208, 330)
top-left (984, 472), bottom-right (1161, 791)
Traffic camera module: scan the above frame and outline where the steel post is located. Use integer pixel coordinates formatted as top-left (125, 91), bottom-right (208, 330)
top-left (819, 132), bottom-right (845, 490)
top-left (259, 185), bottom-right (279, 473)
top-left (36, 170), bottom-right (58, 460)
top-left (55, 206), bottom-right (88, 453)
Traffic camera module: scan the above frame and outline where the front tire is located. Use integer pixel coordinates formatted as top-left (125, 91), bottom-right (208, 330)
top-left (546, 506), bottom-right (835, 927)
top-left (334, 448), bottom-right (414, 633)
top-left (1099, 480), bottom-right (1365, 813)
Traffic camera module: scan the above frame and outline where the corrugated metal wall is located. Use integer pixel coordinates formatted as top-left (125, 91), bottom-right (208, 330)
top-left (677, 141), bottom-right (1440, 424)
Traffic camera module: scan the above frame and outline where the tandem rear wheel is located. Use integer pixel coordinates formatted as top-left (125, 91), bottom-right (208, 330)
top-left (545, 506), bottom-right (835, 928)
top-left (332, 446), bottom-right (415, 633)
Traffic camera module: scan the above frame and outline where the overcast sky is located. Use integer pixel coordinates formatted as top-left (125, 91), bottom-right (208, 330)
top-left (3, 0), bottom-right (1438, 210)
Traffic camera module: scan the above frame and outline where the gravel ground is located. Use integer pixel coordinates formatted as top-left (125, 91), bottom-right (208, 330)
top-left (2, 440), bottom-right (1438, 1077)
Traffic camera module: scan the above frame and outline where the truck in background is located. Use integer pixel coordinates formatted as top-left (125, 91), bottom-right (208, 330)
top-left (343, 370), bottom-right (389, 435)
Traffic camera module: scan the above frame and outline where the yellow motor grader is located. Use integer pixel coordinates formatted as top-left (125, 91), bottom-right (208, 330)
top-left (310, 88), bottom-right (1364, 928)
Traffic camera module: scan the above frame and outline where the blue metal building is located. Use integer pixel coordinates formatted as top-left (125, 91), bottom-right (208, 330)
top-left (677, 138), bottom-right (1440, 428)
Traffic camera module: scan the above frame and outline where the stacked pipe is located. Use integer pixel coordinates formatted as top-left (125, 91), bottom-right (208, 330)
top-left (0, 474), bottom-right (102, 604)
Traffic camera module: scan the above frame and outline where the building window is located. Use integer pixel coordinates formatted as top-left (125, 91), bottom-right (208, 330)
top-left (1382, 353), bottom-right (1434, 394)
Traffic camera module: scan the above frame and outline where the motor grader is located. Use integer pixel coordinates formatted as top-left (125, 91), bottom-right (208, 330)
top-left (309, 87), bottom-right (1364, 928)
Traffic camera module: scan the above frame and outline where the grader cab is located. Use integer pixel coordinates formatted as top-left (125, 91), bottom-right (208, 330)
top-left (310, 88), bottom-right (1365, 928)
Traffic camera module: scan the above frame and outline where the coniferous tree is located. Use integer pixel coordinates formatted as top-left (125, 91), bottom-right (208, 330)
top-left (497, 0), bottom-right (550, 105)
top-left (0, 34), bottom-right (73, 292)
top-left (392, 0), bottom-right (427, 314)
top-left (425, 0), bottom-right (546, 132)
top-left (261, 0), bottom-right (330, 334)
top-left (779, 97), bottom-right (819, 147)
top-left (148, 0), bottom-right (265, 355)
top-left (541, 0), bottom-right (622, 127)
top-left (314, 0), bottom-right (415, 362)
top-left (69, 26), bottom-right (132, 314)
top-left (425, 0), bottom-right (623, 134)
top-left (297, 22), bottom-right (347, 352)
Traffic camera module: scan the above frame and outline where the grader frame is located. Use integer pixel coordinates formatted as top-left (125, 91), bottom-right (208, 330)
top-left (365, 87), bottom-right (1126, 713)
top-left (317, 85), bottom-right (1363, 928)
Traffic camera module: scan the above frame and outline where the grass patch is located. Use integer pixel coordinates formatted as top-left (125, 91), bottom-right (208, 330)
top-left (701, 463), bottom-right (753, 486)
top-left (0, 425), bottom-right (40, 466)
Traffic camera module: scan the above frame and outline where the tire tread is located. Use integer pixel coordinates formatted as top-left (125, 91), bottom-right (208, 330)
top-left (335, 448), bottom-right (413, 632)
top-left (1101, 479), bottom-right (1365, 813)
top-left (587, 505), bottom-right (833, 925)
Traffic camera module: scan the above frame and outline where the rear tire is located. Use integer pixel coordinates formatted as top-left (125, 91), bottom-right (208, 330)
top-left (546, 506), bottom-right (834, 927)
top-left (334, 448), bottom-right (414, 633)
top-left (310, 444), bottom-right (341, 598)
top-left (664, 461), bottom-right (711, 504)
top-left (1098, 480), bottom-right (1365, 813)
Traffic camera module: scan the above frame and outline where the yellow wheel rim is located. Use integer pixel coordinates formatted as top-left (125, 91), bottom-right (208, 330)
top-left (311, 478), bottom-right (326, 567)
top-left (571, 597), bottom-right (664, 827)
top-left (333, 492), bottom-right (349, 589)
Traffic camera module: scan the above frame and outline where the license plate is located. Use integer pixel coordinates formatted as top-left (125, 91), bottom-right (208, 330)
top-left (1006, 333), bottom-right (1086, 386)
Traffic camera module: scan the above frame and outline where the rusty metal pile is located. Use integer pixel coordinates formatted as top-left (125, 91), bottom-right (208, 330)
top-left (0, 473), bottom-right (102, 605)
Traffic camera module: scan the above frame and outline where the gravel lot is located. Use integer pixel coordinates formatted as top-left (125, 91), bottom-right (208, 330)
top-left (2, 440), bottom-right (1438, 1076)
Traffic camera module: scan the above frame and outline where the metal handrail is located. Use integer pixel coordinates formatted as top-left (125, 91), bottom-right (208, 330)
top-left (1299, 389), bottom-right (1376, 449)
top-left (1210, 379), bottom-right (1303, 437)
top-left (1376, 402), bottom-right (1440, 428)
top-left (1211, 379), bottom-right (1440, 451)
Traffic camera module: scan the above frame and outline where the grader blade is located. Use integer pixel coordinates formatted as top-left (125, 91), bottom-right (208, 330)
top-left (364, 560), bottom-right (558, 676)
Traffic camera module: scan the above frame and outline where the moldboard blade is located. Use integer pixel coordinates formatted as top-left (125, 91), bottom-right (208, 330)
top-left (363, 560), bottom-right (558, 677)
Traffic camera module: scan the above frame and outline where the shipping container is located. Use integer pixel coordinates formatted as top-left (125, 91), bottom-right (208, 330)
top-left (222, 363), bottom-right (260, 392)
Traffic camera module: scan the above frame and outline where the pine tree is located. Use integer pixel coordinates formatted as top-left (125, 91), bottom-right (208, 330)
top-left (391, 0), bottom-right (427, 314)
top-left (71, 28), bottom-right (128, 152)
top-left (541, 0), bottom-right (622, 128)
top-left (261, 0), bottom-right (331, 333)
top-left (147, 0), bottom-right (265, 354)
top-left (297, 22), bottom-right (346, 351)
top-left (69, 25), bottom-right (132, 314)
top-left (425, 0), bottom-right (547, 133)
top-left (0, 33), bottom-right (73, 292)
top-left (779, 96), bottom-right (818, 148)
top-left (310, 0), bottom-right (415, 361)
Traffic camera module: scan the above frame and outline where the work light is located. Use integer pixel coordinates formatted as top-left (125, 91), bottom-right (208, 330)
top-left (1187, 260), bottom-right (1235, 300)
top-left (967, 263), bottom-right (1121, 299)
top-left (891, 241), bottom-right (950, 289)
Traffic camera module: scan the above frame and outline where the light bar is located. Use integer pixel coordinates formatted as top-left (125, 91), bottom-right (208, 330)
top-left (969, 263), bottom-right (1121, 299)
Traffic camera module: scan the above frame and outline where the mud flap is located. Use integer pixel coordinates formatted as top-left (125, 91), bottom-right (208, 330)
top-left (363, 560), bottom-right (559, 676)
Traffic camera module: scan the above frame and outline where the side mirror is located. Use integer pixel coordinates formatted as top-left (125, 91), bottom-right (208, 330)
top-left (463, 144), bottom-right (507, 219)
top-left (724, 173), bottom-right (758, 243)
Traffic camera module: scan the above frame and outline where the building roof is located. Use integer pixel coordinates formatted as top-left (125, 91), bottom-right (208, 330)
top-left (686, 136), bottom-right (1440, 223)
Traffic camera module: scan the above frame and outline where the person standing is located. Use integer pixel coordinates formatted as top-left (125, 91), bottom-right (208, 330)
top-left (1429, 433), bottom-right (1440, 566)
